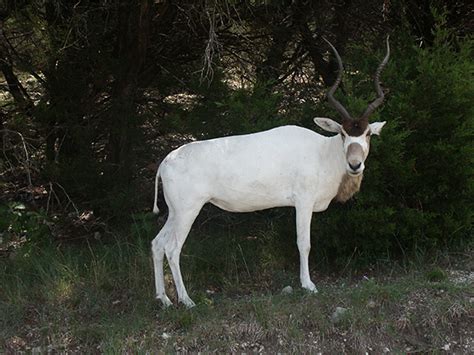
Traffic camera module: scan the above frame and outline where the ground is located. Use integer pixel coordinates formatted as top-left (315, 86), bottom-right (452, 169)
top-left (1, 234), bottom-right (473, 353)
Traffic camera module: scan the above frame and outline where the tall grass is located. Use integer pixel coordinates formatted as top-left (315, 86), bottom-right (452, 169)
top-left (0, 209), bottom-right (296, 348)
top-left (1, 207), bottom-right (472, 352)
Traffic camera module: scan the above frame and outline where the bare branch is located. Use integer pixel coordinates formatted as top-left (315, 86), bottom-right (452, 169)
top-left (1, 129), bottom-right (33, 187)
top-left (200, 8), bottom-right (222, 83)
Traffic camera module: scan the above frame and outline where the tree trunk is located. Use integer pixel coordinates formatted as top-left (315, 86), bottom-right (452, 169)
top-left (0, 58), bottom-right (32, 110)
top-left (106, 0), bottom-right (152, 183)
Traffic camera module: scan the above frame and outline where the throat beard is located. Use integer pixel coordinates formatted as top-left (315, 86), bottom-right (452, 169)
top-left (335, 173), bottom-right (363, 203)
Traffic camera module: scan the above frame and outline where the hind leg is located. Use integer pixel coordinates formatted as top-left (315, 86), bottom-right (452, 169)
top-left (151, 219), bottom-right (173, 307)
top-left (165, 205), bottom-right (203, 308)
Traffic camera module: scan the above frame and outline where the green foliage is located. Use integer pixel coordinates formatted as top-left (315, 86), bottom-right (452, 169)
top-left (425, 267), bottom-right (448, 282)
top-left (312, 23), bottom-right (473, 267)
top-left (167, 75), bottom-right (286, 139)
top-left (0, 203), bottom-right (50, 249)
top-left (130, 212), bottom-right (157, 239)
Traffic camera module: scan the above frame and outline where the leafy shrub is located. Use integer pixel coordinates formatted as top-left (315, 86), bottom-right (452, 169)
top-left (167, 74), bottom-right (286, 139)
top-left (0, 203), bottom-right (51, 250)
top-left (312, 21), bottom-right (473, 267)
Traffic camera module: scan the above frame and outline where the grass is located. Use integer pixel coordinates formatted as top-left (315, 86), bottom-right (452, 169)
top-left (1, 217), bottom-right (473, 353)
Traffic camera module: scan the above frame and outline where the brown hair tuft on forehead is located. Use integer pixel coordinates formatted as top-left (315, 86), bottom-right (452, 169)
top-left (342, 119), bottom-right (369, 136)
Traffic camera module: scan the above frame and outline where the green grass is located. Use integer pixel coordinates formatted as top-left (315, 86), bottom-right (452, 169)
top-left (425, 266), bottom-right (448, 282)
top-left (1, 222), bottom-right (473, 353)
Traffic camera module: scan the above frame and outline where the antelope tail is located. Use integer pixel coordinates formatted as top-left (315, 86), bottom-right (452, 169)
top-left (153, 165), bottom-right (161, 214)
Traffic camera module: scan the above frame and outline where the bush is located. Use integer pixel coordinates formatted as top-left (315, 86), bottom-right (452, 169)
top-left (312, 21), bottom-right (473, 267)
top-left (167, 73), bottom-right (286, 139)
top-left (0, 203), bottom-right (51, 252)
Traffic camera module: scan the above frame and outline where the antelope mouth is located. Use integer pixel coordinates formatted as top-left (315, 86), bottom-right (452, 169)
top-left (346, 162), bottom-right (364, 177)
top-left (347, 170), bottom-right (363, 177)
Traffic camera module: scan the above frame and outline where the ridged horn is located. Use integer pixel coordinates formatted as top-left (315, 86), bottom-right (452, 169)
top-left (323, 37), bottom-right (352, 121)
top-left (361, 36), bottom-right (390, 120)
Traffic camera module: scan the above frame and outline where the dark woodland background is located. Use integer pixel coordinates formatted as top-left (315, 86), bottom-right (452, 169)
top-left (1, 0), bottom-right (472, 266)
top-left (1, 1), bottom-right (473, 352)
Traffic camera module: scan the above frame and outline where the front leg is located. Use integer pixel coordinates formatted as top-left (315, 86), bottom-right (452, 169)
top-left (295, 204), bottom-right (318, 293)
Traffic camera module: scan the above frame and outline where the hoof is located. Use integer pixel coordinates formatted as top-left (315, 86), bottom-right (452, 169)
top-left (179, 298), bottom-right (196, 309)
top-left (157, 295), bottom-right (173, 308)
top-left (302, 282), bottom-right (318, 294)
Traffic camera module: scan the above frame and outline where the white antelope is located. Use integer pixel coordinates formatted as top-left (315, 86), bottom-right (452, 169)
top-left (152, 38), bottom-right (390, 307)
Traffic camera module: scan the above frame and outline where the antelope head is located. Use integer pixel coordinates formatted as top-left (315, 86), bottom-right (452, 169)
top-left (314, 37), bottom-right (390, 177)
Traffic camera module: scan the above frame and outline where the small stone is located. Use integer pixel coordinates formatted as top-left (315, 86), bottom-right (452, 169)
top-left (442, 344), bottom-right (450, 351)
top-left (383, 347), bottom-right (390, 353)
top-left (161, 332), bottom-right (171, 339)
top-left (331, 307), bottom-right (348, 323)
top-left (281, 286), bottom-right (293, 295)
top-left (367, 300), bottom-right (377, 308)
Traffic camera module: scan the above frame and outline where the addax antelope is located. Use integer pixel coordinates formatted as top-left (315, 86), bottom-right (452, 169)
top-left (152, 37), bottom-right (390, 307)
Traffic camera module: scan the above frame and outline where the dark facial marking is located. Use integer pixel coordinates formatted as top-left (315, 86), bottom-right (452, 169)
top-left (342, 118), bottom-right (369, 137)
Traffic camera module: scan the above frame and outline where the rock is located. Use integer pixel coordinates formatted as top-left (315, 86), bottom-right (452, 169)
top-left (281, 286), bottom-right (293, 295)
top-left (367, 300), bottom-right (377, 309)
top-left (331, 307), bottom-right (348, 323)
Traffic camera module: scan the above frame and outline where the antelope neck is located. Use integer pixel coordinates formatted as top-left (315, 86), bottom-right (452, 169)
top-left (334, 173), bottom-right (363, 203)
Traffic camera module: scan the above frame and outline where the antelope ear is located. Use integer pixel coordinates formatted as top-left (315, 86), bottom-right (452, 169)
top-left (313, 117), bottom-right (342, 133)
top-left (369, 121), bottom-right (386, 135)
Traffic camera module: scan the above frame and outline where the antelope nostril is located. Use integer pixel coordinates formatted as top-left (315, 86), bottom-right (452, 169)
top-left (349, 162), bottom-right (361, 171)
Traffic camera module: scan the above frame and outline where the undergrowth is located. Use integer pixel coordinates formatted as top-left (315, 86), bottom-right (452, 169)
top-left (1, 211), bottom-right (472, 353)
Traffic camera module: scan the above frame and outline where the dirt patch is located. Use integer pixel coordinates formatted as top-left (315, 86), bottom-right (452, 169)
top-left (449, 270), bottom-right (474, 285)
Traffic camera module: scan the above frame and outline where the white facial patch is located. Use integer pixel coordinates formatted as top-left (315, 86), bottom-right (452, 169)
top-left (342, 127), bottom-right (371, 175)
top-left (342, 127), bottom-right (370, 156)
